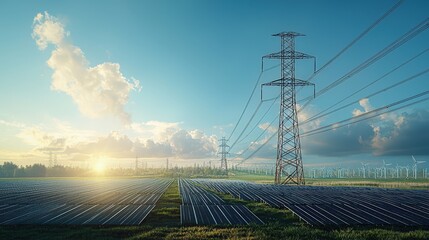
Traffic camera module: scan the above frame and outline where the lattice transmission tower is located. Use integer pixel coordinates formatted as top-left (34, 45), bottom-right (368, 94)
top-left (218, 137), bottom-right (230, 174)
top-left (262, 32), bottom-right (315, 185)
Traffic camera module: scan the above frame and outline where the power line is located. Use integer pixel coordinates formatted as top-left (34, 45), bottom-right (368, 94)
top-left (302, 50), bottom-right (429, 125)
top-left (231, 113), bottom-right (278, 162)
top-left (235, 129), bottom-right (278, 167)
top-left (228, 62), bottom-right (282, 142)
top-left (306, 0), bottom-right (404, 83)
top-left (228, 71), bottom-right (264, 141)
top-left (302, 96), bottom-right (429, 138)
top-left (229, 101), bottom-right (263, 150)
top-left (301, 90), bottom-right (429, 137)
top-left (299, 17), bottom-right (429, 112)
top-left (236, 94), bottom-right (280, 145)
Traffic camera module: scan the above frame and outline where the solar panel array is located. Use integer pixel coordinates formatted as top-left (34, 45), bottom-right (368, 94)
top-left (0, 178), bottom-right (172, 225)
top-left (179, 179), bottom-right (264, 225)
top-left (194, 179), bottom-right (429, 226)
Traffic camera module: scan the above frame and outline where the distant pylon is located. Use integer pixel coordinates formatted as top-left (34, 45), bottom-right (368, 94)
top-left (218, 137), bottom-right (230, 174)
top-left (135, 155), bottom-right (138, 172)
top-left (261, 32), bottom-right (315, 185)
top-left (49, 151), bottom-right (53, 168)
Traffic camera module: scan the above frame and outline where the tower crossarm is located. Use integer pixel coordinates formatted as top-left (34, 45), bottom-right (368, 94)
top-left (263, 50), bottom-right (314, 60)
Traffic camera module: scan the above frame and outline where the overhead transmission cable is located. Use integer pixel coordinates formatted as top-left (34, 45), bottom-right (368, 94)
top-left (301, 90), bottom-right (429, 137)
top-left (306, 0), bottom-right (404, 84)
top-left (302, 50), bottom-right (429, 125)
top-left (231, 113), bottom-right (279, 162)
top-left (235, 94), bottom-right (280, 145)
top-left (299, 17), bottom-right (429, 112)
top-left (229, 93), bottom-right (281, 151)
top-left (235, 128), bottom-right (279, 167)
top-left (227, 62), bottom-right (280, 142)
top-left (227, 71), bottom-right (263, 141)
top-left (229, 101), bottom-right (263, 150)
top-left (302, 95), bottom-right (429, 138)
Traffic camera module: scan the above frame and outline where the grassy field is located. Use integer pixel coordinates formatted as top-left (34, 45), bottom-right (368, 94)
top-left (1, 177), bottom-right (429, 239)
top-left (229, 170), bottom-right (429, 189)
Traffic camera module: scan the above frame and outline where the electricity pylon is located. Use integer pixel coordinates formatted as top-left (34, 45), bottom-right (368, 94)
top-left (218, 137), bottom-right (230, 174)
top-left (261, 32), bottom-right (315, 185)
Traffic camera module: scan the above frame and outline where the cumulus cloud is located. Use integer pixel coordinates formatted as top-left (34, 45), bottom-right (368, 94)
top-left (17, 127), bottom-right (66, 152)
top-left (170, 129), bottom-right (218, 158)
top-left (0, 120), bottom-right (26, 128)
top-left (2, 118), bottom-right (217, 162)
top-left (372, 109), bottom-right (429, 156)
top-left (67, 126), bottom-right (217, 160)
top-left (352, 98), bottom-right (373, 117)
top-left (301, 122), bottom-right (374, 157)
top-left (302, 99), bottom-right (429, 157)
top-left (129, 121), bottom-right (181, 142)
top-left (66, 131), bottom-right (134, 158)
top-left (258, 122), bottom-right (277, 134)
top-left (32, 12), bottom-right (66, 49)
top-left (32, 12), bottom-right (140, 123)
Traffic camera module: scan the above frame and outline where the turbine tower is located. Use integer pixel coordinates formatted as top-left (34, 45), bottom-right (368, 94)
top-left (382, 160), bottom-right (391, 179)
top-left (412, 155), bottom-right (426, 179)
top-left (361, 162), bottom-right (369, 179)
top-left (218, 137), bottom-right (230, 174)
top-left (262, 32), bottom-right (315, 185)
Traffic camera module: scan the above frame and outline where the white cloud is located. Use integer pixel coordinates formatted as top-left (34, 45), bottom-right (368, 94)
top-left (32, 11), bottom-right (140, 124)
top-left (32, 12), bottom-right (66, 50)
top-left (13, 119), bottom-right (217, 160)
top-left (352, 98), bottom-right (373, 117)
top-left (66, 126), bottom-right (217, 160)
top-left (0, 119), bottom-right (26, 128)
top-left (17, 127), bottom-right (66, 152)
top-left (258, 122), bottom-right (277, 134)
top-left (170, 129), bottom-right (218, 158)
top-left (129, 121), bottom-right (181, 142)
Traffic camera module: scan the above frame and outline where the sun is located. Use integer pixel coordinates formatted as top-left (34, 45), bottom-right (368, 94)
top-left (94, 161), bottom-right (106, 174)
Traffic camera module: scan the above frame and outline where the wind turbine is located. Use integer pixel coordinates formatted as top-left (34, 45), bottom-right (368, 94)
top-left (382, 160), bottom-right (391, 179)
top-left (396, 163), bottom-right (400, 178)
top-left (412, 155), bottom-right (426, 179)
top-left (361, 162), bottom-right (369, 179)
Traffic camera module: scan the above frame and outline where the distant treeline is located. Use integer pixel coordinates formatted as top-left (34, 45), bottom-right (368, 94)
top-left (0, 161), bottom-right (229, 178)
top-left (162, 166), bottom-right (227, 178)
top-left (0, 162), bottom-right (82, 178)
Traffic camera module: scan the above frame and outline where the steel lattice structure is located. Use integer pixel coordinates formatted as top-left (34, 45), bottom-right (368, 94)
top-left (218, 137), bottom-right (230, 174)
top-left (262, 32), bottom-right (315, 185)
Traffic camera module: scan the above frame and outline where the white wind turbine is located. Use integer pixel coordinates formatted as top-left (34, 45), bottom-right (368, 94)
top-left (361, 162), bottom-right (369, 179)
top-left (412, 155), bottom-right (426, 179)
top-left (382, 160), bottom-right (392, 179)
top-left (395, 163), bottom-right (400, 178)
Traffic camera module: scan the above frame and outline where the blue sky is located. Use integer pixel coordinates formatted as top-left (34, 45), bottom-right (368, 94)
top-left (0, 0), bottom-right (428, 169)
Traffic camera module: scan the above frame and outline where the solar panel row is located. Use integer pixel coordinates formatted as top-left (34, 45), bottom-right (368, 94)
top-left (0, 204), bottom-right (154, 225)
top-left (0, 178), bottom-right (172, 225)
top-left (194, 179), bottom-right (429, 226)
top-left (179, 179), bottom-right (264, 225)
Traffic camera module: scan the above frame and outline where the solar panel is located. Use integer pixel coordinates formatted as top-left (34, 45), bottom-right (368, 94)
top-left (194, 179), bottom-right (429, 226)
top-left (0, 179), bottom-right (172, 225)
top-left (179, 179), bottom-right (264, 225)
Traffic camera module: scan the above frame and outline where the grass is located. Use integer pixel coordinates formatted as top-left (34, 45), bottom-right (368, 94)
top-left (1, 177), bottom-right (429, 239)
top-left (228, 170), bottom-right (429, 189)
top-left (305, 178), bottom-right (429, 189)
top-left (228, 171), bottom-right (274, 184)
top-left (143, 179), bottom-right (181, 226)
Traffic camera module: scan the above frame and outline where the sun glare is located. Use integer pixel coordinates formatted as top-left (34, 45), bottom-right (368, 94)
top-left (94, 161), bottom-right (106, 174)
